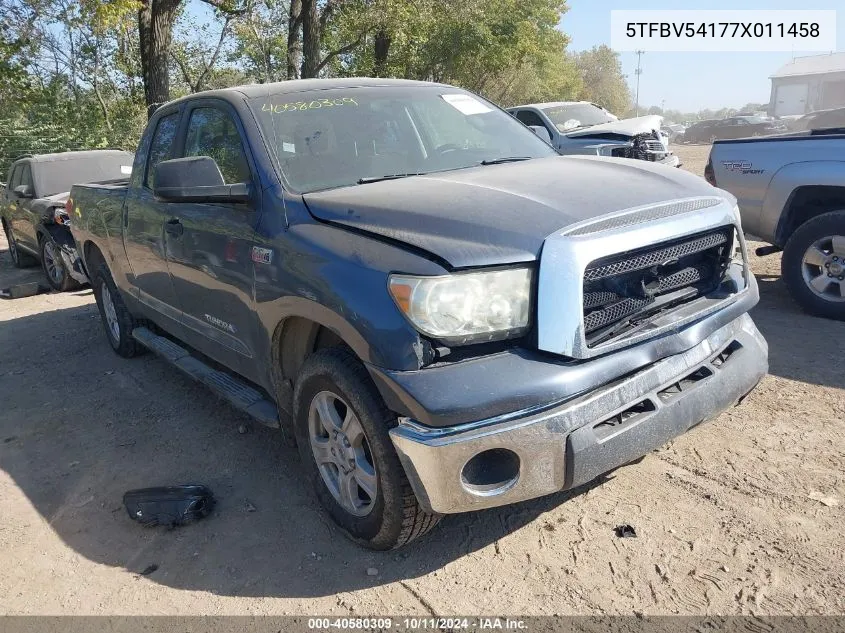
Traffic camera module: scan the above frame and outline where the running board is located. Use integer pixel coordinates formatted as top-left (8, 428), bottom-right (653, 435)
top-left (132, 327), bottom-right (280, 428)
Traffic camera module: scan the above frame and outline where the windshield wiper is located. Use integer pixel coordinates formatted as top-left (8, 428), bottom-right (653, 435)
top-left (357, 173), bottom-right (425, 184)
top-left (479, 156), bottom-right (532, 166)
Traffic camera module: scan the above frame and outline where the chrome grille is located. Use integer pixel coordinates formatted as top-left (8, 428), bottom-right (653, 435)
top-left (584, 231), bottom-right (728, 281)
top-left (582, 228), bottom-right (733, 345)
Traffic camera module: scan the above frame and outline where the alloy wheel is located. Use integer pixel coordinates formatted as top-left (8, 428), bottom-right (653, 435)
top-left (100, 281), bottom-right (122, 343)
top-left (308, 390), bottom-right (377, 517)
top-left (801, 235), bottom-right (845, 302)
top-left (43, 239), bottom-right (63, 285)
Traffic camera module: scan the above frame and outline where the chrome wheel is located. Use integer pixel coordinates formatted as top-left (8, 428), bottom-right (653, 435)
top-left (100, 281), bottom-right (121, 343)
top-left (308, 391), bottom-right (377, 517)
top-left (802, 235), bottom-right (845, 302)
top-left (42, 239), bottom-right (63, 285)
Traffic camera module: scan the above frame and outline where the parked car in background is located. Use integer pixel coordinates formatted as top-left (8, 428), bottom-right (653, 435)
top-left (707, 129), bottom-right (845, 320)
top-left (683, 120), bottom-right (720, 144)
top-left (793, 107), bottom-right (845, 132)
top-left (70, 78), bottom-right (766, 549)
top-left (685, 117), bottom-right (784, 143)
top-left (1, 150), bottom-right (134, 290)
top-left (661, 123), bottom-right (686, 143)
top-left (507, 101), bottom-right (679, 167)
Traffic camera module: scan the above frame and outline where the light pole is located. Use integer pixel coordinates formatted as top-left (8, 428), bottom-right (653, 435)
top-left (635, 50), bottom-right (645, 116)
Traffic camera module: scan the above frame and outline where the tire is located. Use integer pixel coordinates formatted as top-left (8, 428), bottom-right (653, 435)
top-left (293, 347), bottom-right (441, 549)
top-left (40, 233), bottom-right (81, 292)
top-left (781, 210), bottom-right (845, 321)
top-left (2, 220), bottom-right (36, 268)
top-left (91, 262), bottom-right (143, 357)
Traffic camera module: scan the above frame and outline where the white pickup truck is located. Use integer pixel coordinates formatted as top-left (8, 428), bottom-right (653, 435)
top-left (508, 101), bottom-right (679, 167)
top-left (707, 129), bottom-right (845, 321)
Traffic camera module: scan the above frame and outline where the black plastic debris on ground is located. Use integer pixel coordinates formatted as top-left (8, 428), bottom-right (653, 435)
top-left (0, 282), bottom-right (49, 299)
top-left (123, 485), bottom-right (215, 527)
top-left (614, 524), bottom-right (637, 538)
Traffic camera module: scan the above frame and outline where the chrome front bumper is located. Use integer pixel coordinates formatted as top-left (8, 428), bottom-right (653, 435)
top-left (389, 313), bottom-right (767, 514)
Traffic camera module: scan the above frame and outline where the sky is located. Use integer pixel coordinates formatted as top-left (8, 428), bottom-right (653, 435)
top-left (560, 0), bottom-right (844, 113)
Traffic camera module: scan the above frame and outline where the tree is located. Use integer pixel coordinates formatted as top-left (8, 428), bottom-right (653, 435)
top-left (573, 44), bottom-right (630, 115)
top-left (171, 12), bottom-right (237, 92)
top-left (323, 0), bottom-right (579, 105)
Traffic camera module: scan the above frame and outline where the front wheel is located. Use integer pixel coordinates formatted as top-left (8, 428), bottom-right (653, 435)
top-left (781, 210), bottom-right (845, 321)
top-left (293, 347), bottom-right (441, 549)
top-left (40, 234), bottom-right (81, 292)
top-left (2, 221), bottom-right (36, 268)
top-left (92, 262), bottom-right (144, 357)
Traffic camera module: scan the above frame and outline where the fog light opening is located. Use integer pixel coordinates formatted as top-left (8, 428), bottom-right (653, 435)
top-left (461, 448), bottom-right (521, 496)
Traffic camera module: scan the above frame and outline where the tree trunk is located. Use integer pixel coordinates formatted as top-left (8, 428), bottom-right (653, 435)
top-left (300, 0), bottom-right (319, 78)
top-left (373, 30), bottom-right (391, 77)
top-left (286, 0), bottom-right (302, 80)
top-left (138, 0), bottom-right (181, 118)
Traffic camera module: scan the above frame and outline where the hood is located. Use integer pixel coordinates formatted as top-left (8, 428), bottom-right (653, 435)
top-left (31, 191), bottom-right (69, 214)
top-left (302, 156), bottom-right (722, 269)
top-left (565, 115), bottom-right (663, 138)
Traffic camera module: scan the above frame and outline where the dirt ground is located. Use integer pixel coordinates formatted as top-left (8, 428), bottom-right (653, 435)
top-left (0, 144), bottom-right (843, 616)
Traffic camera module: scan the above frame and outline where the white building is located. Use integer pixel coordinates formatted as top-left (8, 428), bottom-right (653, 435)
top-left (769, 52), bottom-right (845, 116)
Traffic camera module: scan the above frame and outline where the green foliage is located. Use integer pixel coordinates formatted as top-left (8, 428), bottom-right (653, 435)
top-left (322, 0), bottom-right (580, 105)
top-left (572, 45), bottom-right (630, 115)
top-left (0, 79), bottom-right (146, 177)
top-left (2, 0), bottom-right (590, 172)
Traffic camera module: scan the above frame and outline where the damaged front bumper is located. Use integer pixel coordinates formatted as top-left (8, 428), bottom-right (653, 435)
top-left (389, 313), bottom-right (767, 515)
top-left (59, 243), bottom-right (89, 285)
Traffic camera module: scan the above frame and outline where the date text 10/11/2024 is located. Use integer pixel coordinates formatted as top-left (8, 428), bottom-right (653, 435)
top-left (307, 618), bottom-right (528, 630)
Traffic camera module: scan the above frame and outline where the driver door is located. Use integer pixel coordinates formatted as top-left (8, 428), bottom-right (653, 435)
top-left (164, 100), bottom-right (263, 382)
top-left (10, 163), bottom-right (38, 253)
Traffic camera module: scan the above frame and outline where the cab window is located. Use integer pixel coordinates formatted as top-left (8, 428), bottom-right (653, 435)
top-left (184, 107), bottom-right (251, 184)
top-left (515, 110), bottom-right (547, 129)
top-left (145, 112), bottom-right (180, 189)
top-left (8, 165), bottom-right (22, 191)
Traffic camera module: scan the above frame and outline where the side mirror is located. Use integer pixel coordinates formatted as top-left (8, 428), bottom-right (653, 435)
top-left (528, 125), bottom-right (552, 144)
top-left (13, 184), bottom-right (33, 198)
top-left (153, 156), bottom-right (250, 203)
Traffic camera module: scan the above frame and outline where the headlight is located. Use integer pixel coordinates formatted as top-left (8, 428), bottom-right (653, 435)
top-left (388, 268), bottom-right (532, 344)
top-left (54, 207), bottom-right (71, 226)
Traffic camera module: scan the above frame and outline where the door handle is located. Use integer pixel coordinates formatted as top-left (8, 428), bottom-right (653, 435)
top-left (165, 219), bottom-right (183, 237)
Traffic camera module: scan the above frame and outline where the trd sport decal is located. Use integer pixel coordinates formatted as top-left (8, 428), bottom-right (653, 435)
top-left (721, 160), bottom-right (764, 175)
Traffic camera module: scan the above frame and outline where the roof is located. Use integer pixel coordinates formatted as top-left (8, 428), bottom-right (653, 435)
top-left (19, 150), bottom-right (133, 164)
top-left (771, 52), bottom-right (845, 78)
top-left (176, 78), bottom-right (450, 104)
top-left (508, 101), bottom-right (585, 110)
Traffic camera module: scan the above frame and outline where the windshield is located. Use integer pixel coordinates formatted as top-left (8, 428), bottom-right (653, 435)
top-left (249, 86), bottom-right (556, 193)
top-left (541, 104), bottom-right (615, 132)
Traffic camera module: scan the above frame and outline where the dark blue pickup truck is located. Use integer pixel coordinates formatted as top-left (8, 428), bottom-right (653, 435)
top-left (69, 78), bottom-right (767, 549)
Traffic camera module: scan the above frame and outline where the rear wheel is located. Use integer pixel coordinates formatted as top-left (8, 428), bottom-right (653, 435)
top-left (781, 210), bottom-right (845, 321)
top-left (293, 347), bottom-right (441, 549)
top-left (40, 233), bottom-right (80, 292)
top-left (2, 221), bottom-right (36, 268)
top-left (92, 262), bottom-right (143, 357)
